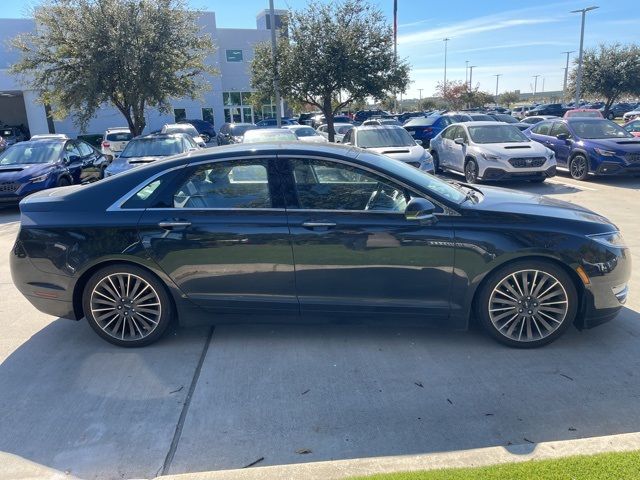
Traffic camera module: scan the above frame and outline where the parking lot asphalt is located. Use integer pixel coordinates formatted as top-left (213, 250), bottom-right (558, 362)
top-left (1, 171), bottom-right (640, 480)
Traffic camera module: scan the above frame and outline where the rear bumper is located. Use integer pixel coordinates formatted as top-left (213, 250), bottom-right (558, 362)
top-left (480, 166), bottom-right (556, 181)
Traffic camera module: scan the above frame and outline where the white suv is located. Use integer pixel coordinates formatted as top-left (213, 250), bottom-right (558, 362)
top-left (102, 127), bottom-right (132, 161)
top-left (430, 121), bottom-right (556, 183)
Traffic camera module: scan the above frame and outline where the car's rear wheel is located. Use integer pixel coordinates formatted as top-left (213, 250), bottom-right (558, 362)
top-left (431, 151), bottom-right (441, 173)
top-left (82, 264), bottom-right (173, 347)
top-left (569, 154), bottom-right (589, 180)
top-left (464, 158), bottom-right (479, 183)
top-left (476, 260), bottom-right (577, 348)
top-left (607, 112), bottom-right (615, 120)
top-left (57, 177), bottom-right (71, 187)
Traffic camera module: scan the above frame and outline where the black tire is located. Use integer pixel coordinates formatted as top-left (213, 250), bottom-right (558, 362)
top-left (82, 264), bottom-right (174, 347)
top-left (464, 158), bottom-right (479, 184)
top-left (475, 260), bottom-right (578, 348)
top-left (607, 112), bottom-right (615, 120)
top-left (57, 177), bottom-right (71, 187)
top-left (431, 151), bottom-right (442, 173)
top-left (201, 133), bottom-right (211, 144)
top-left (569, 154), bottom-right (589, 180)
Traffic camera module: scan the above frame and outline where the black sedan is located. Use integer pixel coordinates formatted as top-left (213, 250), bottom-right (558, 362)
top-left (10, 143), bottom-right (630, 348)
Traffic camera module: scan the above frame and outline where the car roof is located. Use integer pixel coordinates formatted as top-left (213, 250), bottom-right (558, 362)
top-left (106, 127), bottom-right (130, 132)
top-left (135, 133), bottom-right (187, 140)
top-left (458, 121), bottom-right (506, 127)
top-left (354, 124), bottom-right (405, 131)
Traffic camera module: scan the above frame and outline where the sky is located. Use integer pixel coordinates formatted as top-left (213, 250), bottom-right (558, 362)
top-left (2, 0), bottom-right (637, 99)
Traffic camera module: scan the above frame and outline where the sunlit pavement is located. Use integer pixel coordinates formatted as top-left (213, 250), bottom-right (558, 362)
top-left (0, 172), bottom-right (639, 480)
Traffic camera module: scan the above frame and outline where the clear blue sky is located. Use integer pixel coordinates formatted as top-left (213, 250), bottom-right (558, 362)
top-left (2, 0), bottom-right (637, 98)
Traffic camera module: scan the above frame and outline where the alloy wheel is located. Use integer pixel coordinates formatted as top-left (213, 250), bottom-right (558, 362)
top-left (465, 160), bottom-right (478, 183)
top-left (89, 273), bottom-right (162, 341)
top-left (488, 269), bottom-right (569, 343)
top-left (570, 156), bottom-right (588, 179)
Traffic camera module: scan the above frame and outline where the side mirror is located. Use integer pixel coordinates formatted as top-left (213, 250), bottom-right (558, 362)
top-left (415, 139), bottom-right (423, 146)
top-left (556, 133), bottom-right (569, 141)
top-left (405, 197), bottom-right (437, 224)
top-left (454, 137), bottom-right (466, 145)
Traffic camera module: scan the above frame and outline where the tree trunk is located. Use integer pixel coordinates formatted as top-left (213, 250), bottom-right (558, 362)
top-left (323, 96), bottom-right (335, 143)
top-left (603, 97), bottom-right (616, 119)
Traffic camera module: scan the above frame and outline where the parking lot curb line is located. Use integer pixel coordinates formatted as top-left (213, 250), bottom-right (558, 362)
top-left (160, 326), bottom-right (215, 476)
top-left (154, 431), bottom-right (640, 480)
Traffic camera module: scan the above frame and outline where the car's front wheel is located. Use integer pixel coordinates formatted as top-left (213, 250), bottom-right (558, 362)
top-left (569, 154), bottom-right (589, 180)
top-left (464, 158), bottom-right (479, 183)
top-left (431, 151), bottom-right (441, 173)
top-left (476, 260), bottom-right (578, 348)
top-left (82, 264), bottom-right (173, 347)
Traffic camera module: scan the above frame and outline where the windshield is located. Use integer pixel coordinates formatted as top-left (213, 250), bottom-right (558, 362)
top-left (494, 114), bottom-right (518, 123)
top-left (357, 128), bottom-right (415, 148)
top-left (468, 125), bottom-right (530, 144)
top-left (566, 111), bottom-right (601, 118)
top-left (337, 125), bottom-right (353, 134)
top-left (292, 127), bottom-right (318, 138)
top-left (120, 138), bottom-right (184, 158)
top-left (243, 130), bottom-right (297, 143)
top-left (230, 125), bottom-right (257, 136)
top-left (0, 142), bottom-right (63, 165)
top-left (571, 120), bottom-right (633, 139)
top-left (163, 125), bottom-right (199, 137)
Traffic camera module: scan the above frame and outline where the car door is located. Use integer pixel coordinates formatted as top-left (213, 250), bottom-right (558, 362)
top-left (437, 125), bottom-right (456, 168)
top-left (528, 121), bottom-right (555, 151)
top-left (75, 140), bottom-right (102, 181)
top-left (281, 156), bottom-right (455, 319)
top-left (548, 122), bottom-right (572, 165)
top-left (62, 141), bottom-right (84, 184)
top-left (137, 157), bottom-right (298, 313)
top-left (448, 125), bottom-right (467, 173)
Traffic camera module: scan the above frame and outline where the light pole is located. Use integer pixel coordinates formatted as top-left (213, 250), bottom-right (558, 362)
top-left (268, 0), bottom-right (281, 126)
top-left (468, 65), bottom-right (477, 90)
top-left (443, 38), bottom-right (450, 95)
top-left (562, 50), bottom-right (575, 100)
top-left (465, 60), bottom-right (469, 87)
top-left (493, 74), bottom-right (502, 105)
top-left (532, 75), bottom-right (540, 101)
top-left (418, 88), bottom-right (423, 101)
top-left (571, 6), bottom-right (599, 106)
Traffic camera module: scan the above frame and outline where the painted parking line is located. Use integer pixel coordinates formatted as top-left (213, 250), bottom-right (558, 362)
top-left (547, 177), bottom-right (599, 191)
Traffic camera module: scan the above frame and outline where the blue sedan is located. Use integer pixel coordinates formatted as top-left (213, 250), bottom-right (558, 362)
top-left (525, 118), bottom-right (640, 180)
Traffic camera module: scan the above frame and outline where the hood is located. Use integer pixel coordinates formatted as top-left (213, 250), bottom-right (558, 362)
top-left (477, 141), bottom-right (550, 157)
top-left (471, 184), bottom-right (613, 227)
top-left (580, 137), bottom-right (640, 153)
top-left (366, 144), bottom-right (425, 162)
top-left (0, 163), bottom-right (54, 182)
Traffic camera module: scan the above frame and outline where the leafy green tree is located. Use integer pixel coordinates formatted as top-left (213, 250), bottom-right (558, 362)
top-left (251, 0), bottom-right (410, 141)
top-left (418, 99), bottom-right (437, 111)
top-left (499, 91), bottom-right (520, 106)
top-left (568, 43), bottom-right (640, 117)
top-left (11, 0), bottom-right (216, 136)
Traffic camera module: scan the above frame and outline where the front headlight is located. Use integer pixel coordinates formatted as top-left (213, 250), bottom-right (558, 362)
top-left (481, 152), bottom-right (500, 161)
top-left (594, 147), bottom-right (617, 157)
top-left (29, 173), bottom-right (50, 183)
top-left (547, 149), bottom-right (555, 160)
top-left (588, 231), bottom-right (626, 248)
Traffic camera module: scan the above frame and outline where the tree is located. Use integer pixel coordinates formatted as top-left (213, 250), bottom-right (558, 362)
top-left (499, 91), bottom-right (520, 106)
top-left (418, 99), bottom-right (437, 111)
top-left (251, 0), bottom-right (410, 141)
top-left (11, 0), bottom-right (216, 136)
top-left (568, 43), bottom-right (640, 116)
top-left (434, 80), bottom-right (494, 109)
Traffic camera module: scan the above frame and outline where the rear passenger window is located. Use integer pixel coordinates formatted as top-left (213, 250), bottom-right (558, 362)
top-left (532, 122), bottom-right (552, 136)
top-left (173, 160), bottom-right (272, 209)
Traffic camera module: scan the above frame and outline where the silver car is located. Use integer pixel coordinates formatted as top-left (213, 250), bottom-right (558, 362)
top-left (429, 121), bottom-right (556, 183)
top-left (342, 125), bottom-right (434, 173)
top-left (317, 123), bottom-right (353, 143)
top-left (283, 125), bottom-right (328, 143)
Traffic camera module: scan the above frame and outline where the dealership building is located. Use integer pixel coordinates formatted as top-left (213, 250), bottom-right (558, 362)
top-left (0, 9), bottom-right (286, 138)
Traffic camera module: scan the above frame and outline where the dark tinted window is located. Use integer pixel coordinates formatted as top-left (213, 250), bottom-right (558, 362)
top-left (405, 116), bottom-right (436, 127)
top-left (229, 124), bottom-right (257, 136)
top-left (290, 158), bottom-right (407, 212)
top-left (356, 128), bottom-right (415, 148)
top-left (174, 160), bottom-right (271, 209)
top-left (550, 122), bottom-right (571, 137)
top-left (120, 137), bottom-right (184, 158)
top-left (532, 122), bottom-right (553, 136)
top-left (76, 141), bottom-right (94, 157)
top-left (106, 132), bottom-right (133, 141)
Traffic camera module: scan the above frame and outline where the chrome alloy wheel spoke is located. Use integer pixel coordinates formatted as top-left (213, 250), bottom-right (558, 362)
top-left (90, 273), bottom-right (162, 341)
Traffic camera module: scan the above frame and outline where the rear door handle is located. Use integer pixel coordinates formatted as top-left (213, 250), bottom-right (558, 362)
top-left (302, 222), bottom-right (336, 229)
top-left (158, 221), bottom-right (192, 230)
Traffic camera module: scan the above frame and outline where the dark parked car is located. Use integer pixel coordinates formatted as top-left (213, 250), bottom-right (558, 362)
top-left (525, 103), bottom-right (568, 117)
top-left (601, 103), bottom-right (637, 120)
top-left (525, 118), bottom-right (640, 179)
top-left (403, 113), bottom-right (472, 146)
top-left (487, 113), bottom-right (519, 124)
top-left (255, 118), bottom-right (298, 128)
top-left (1, 126), bottom-right (27, 146)
top-left (297, 112), bottom-right (320, 126)
top-left (354, 109), bottom-right (391, 123)
top-left (179, 119), bottom-right (216, 144)
top-left (216, 122), bottom-right (258, 145)
top-left (0, 136), bottom-right (108, 206)
top-left (10, 143), bottom-right (630, 349)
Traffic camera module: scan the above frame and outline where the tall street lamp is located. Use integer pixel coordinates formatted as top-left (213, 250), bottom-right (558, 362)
top-left (465, 60), bottom-right (469, 87)
top-left (468, 65), bottom-right (477, 90)
top-left (571, 6), bottom-right (599, 106)
top-left (268, 0), bottom-right (282, 126)
top-left (443, 38), bottom-right (450, 95)
top-left (532, 75), bottom-right (540, 101)
top-left (562, 50), bottom-right (575, 100)
top-left (493, 74), bottom-right (502, 104)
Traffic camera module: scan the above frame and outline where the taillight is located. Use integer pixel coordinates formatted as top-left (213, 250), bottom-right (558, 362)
top-left (102, 141), bottom-right (110, 148)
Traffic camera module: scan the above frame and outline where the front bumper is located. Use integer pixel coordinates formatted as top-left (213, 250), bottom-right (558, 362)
top-left (480, 166), bottom-right (557, 181)
top-left (595, 161), bottom-right (640, 176)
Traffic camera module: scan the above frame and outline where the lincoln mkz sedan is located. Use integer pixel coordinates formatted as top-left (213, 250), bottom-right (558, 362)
top-left (10, 143), bottom-right (630, 348)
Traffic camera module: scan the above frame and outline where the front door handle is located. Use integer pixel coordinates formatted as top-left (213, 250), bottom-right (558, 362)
top-left (301, 221), bottom-right (336, 229)
top-left (158, 221), bottom-right (192, 230)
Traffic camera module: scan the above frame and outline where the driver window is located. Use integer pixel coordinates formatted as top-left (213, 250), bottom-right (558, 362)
top-left (550, 123), bottom-right (571, 138)
top-left (64, 142), bottom-right (82, 161)
top-left (289, 158), bottom-right (407, 212)
top-left (442, 126), bottom-right (455, 140)
top-left (533, 122), bottom-right (552, 136)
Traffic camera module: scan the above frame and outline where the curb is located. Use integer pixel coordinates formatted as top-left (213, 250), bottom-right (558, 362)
top-left (156, 432), bottom-right (640, 480)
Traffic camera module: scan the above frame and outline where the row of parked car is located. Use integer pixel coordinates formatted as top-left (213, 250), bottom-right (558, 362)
top-left (512, 101), bottom-right (640, 121)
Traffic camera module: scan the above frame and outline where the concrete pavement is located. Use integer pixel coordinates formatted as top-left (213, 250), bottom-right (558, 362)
top-left (1, 172), bottom-right (639, 480)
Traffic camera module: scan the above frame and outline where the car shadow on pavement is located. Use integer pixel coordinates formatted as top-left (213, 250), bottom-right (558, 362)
top-left (586, 176), bottom-right (640, 190)
top-left (0, 318), bottom-right (210, 479)
top-left (2, 309), bottom-right (640, 478)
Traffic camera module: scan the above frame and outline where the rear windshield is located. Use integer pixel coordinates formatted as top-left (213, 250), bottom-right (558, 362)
top-left (120, 138), bottom-right (184, 158)
top-left (405, 117), bottom-right (436, 127)
top-left (230, 124), bottom-right (257, 136)
top-left (358, 128), bottom-right (415, 148)
top-left (106, 132), bottom-right (133, 141)
top-left (292, 127), bottom-right (319, 138)
top-left (164, 125), bottom-right (199, 137)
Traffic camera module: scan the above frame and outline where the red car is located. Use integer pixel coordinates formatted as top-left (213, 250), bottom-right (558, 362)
top-left (563, 108), bottom-right (604, 119)
top-left (623, 119), bottom-right (640, 137)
